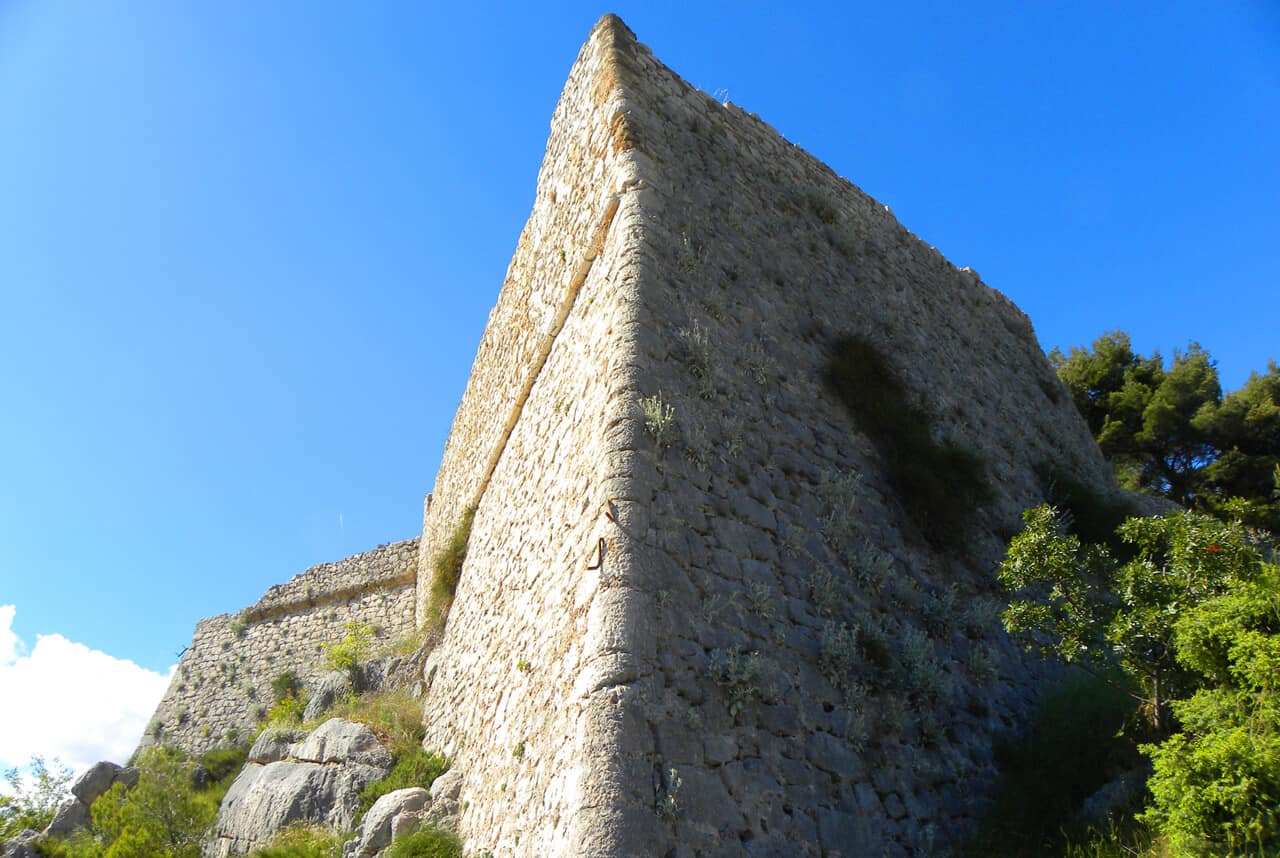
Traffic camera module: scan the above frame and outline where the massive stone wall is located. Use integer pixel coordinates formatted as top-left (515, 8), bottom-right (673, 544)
top-left (416, 15), bottom-right (1121, 858)
top-left (142, 539), bottom-right (418, 757)
top-left (414, 16), bottom-right (651, 855)
top-left (571, 20), bottom-right (1118, 856)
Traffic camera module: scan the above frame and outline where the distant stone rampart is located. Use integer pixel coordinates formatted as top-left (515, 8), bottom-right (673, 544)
top-left (141, 539), bottom-right (418, 757)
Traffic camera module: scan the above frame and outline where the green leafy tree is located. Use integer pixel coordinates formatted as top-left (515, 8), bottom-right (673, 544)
top-left (1001, 505), bottom-right (1249, 733)
top-left (1000, 504), bottom-right (1280, 854)
top-left (0, 756), bottom-right (73, 837)
top-left (67, 747), bottom-right (220, 858)
top-left (1051, 333), bottom-right (1280, 530)
top-left (1141, 562), bottom-right (1280, 856)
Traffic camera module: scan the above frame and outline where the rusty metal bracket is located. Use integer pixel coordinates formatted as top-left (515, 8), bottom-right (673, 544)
top-left (586, 537), bottom-right (607, 570)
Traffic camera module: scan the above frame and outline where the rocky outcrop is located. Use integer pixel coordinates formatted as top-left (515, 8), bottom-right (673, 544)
top-left (209, 719), bottom-right (392, 857)
top-left (341, 788), bottom-right (429, 858)
top-left (0, 830), bottom-right (42, 858)
top-left (43, 760), bottom-right (138, 839)
top-left (340, 770), bottom-right (462, 858)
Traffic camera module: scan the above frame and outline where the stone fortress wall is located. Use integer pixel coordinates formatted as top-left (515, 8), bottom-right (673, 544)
top-left (142, 539), bottom-right (418, 757)
top-left (137, 14), bottom-right (1127, 857)
top-left (414, 15), bottom-right (1120, 858)
top-left (413, 17), bottom-right (654, 855)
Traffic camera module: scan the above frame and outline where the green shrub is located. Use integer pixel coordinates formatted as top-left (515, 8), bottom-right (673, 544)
top-left (425, 507), bottom-right (476, 631)
top-left (382, 827), bottom-right (462, 858)
top-left (86, 746), bottom-right (223, 858)
top-left (359, 749), bottom-right (449, 817)
top-left (0, 756), bottom-right (72, 839)
top-left (824, 335), bottom-right (991, 549)
top-left (247, 823), bottom-right (345, 857)
top-left (324, 690), bottom-right (425, 759)
top-left (322, 621), bottom-right (376, 688)
top-left (1139, 562), bottom-right (1280, 856)
top-left (963, 672), bottom-right (1142, 857)
top-left (266, 690), bottom-right (308, 727)
top-left (198, 744), bottom-right (249, 788)
top-left (271, 671), bottom-right (303, 705)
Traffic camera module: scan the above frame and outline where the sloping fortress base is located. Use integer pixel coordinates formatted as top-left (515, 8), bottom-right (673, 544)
top-left (151, 15), bottom-right (1118, 856)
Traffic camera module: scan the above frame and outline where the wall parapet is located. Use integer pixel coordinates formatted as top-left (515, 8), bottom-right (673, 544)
top-left (140, 538), bottom-right (419, 757)
top-left (246, 539), bottom-right (418, 621)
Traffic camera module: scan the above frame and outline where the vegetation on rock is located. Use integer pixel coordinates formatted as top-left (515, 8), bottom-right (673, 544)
top-left (321, 621), bottom-right (376, 689)
top-left (382, 827), bottom-right (462, 858)
top-left (45, 745), bottom-right (241, 858)
top-left (425, 507), bottom-right (476, 632)
top-left (245, 824), bottom-right (346, 857)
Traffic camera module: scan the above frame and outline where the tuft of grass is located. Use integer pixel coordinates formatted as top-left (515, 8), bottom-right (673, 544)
top-left (425, 507), bottom-right (476, 631)
top-left (247, 823), bottom-right (346, 857)
top-left (323, 690), bottom-right (424, 759)
top-left (383, 827), bottom-right (463, 858)
top-left (824, 335), bottom-right (992, 549)
top-left (1062, 820), bottom-right (1159, 858)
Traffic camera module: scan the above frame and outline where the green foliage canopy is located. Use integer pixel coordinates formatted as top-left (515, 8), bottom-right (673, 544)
top-left (82, 747), bottom-right (218, 858)
top-left (1000, 504), bottom-right (1280, 855)
top-left (1141, 562), bottom-right (1280, 855)
top-left (1051, 331), bottom-right (1280, 530)
top-left (0, 756), bottom-right (72, 839)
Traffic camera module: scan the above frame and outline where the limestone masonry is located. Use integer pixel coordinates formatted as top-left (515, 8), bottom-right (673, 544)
top-left (146, 14), bottom-right (1126, 857)
top-left (411, 15), bottom-right (1117, 858)
top-left (143, 539), bottom-right (417, 757)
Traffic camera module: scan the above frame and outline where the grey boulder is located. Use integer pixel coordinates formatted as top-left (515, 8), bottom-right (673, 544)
top-left (43, 797), bottom-right (91, 838)
top-left (248, 728), bottom-right (306, 764)
top-left (70, 761), bottom-right (122, 805)
top-left (44, 759), bottom-right (136, 839)
top-left (0, 830), bottom-right (42, 858)
top-left (342, 787), bottom-right (429, 858)
top-left (303, 671), bottom-right (353, 722)
top-left (290, 718), bottom-right (392, 769)
top-left (208, 719), bottom-right (392, 856)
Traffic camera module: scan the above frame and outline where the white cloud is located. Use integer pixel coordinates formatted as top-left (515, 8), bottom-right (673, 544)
top-left (0, 604), bottom-right (23, 663)
top-left (0, 605), bottom-right (173, 776)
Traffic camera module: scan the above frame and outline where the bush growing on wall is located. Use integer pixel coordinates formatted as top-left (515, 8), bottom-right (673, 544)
top-left (425, 507), bottom-right (476, 631)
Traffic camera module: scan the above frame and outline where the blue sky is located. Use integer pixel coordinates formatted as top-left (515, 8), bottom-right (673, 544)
top-left (1, 2), bottom-right (1277, 768)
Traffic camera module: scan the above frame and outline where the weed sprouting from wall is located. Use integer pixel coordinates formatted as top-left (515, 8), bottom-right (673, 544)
top-left (706, 649), bottom-right (770, 717)
top-left (824, 335), bottom-right (992, 549)
top-left (655, 766), bottom-right (683, 821)
top-left (640, 394), bottom-right (676, 449)
top-left (426, 506), bottom-right (477, 632)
